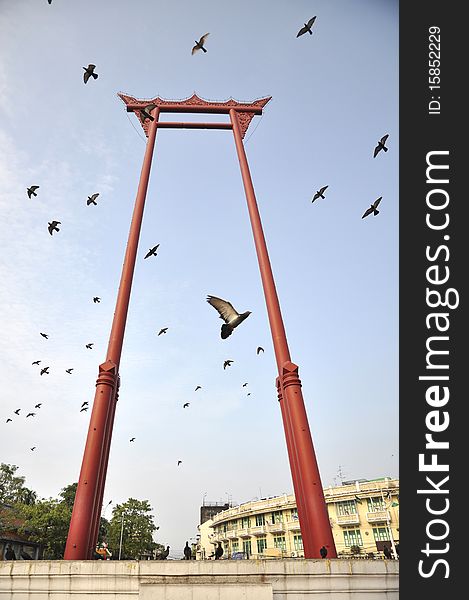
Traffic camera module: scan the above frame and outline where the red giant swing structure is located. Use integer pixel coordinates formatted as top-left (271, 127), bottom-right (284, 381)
top-left (64, 94), bottom-right (337, 560)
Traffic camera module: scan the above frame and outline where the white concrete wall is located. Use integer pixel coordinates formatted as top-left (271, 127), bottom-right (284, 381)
top-left (0, 559), bottom-right (399, 600)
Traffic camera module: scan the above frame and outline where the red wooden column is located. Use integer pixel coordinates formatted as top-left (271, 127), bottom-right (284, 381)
top-left (230, 108), bottom-right (336, 558)
top-left (64, 108), bottom-right (160, 560)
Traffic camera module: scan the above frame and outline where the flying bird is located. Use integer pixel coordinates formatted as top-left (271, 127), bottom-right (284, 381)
top-left (30, 447), bottom-right (36, 451)
top-left (207, 295), bottom-right (251, 339)
top-left (130, 437), bottom-right (135, 442)
top-left (27, 186), bottom-right (39, 198)
top-left (6, 418), bottom-right (12, 423)
top-left (242, 383), bottom-right (248, 387)
top-left (87, 193), bottom-right (99, 206)
top-left (65, 368), bottom-right (74, 374)
top-left (257, 346), bottom-right (264, 354)
top-left (40, 366), bottom-right (50, 375)
top-left (192, 33), bottom-right (210, 54)
top-left (297, 16), bottom-right (317, 37)
top-left (195, 386), bottom-right (202, 391)
top-left (223, 360), bottom-right (233, 370)
top-left (144, 244), bottom-right (159, 259)
top-left (312, 185), bottom-right (328, 202)
top-left (158, 328), bottom-right (168, 336)
top-left (83, 64), bottom-right (98, 84)
top-left (80, 406), bottom-right (88, 412)
top-left (32, 360), bottom-right (41, 365)
top-left (93, 297), bottom-right (101, 303)
top-left (26, 413), bottom-right (36, 418)
top-left (48, 221), bottom-right (60, 235)
top-left (373, 134), bottom-right (389, 158)
top-left (40, 332), bottom-right (49, 339)
top-left (139, 104), bottom-right (156, 122)
top-left (85, 343), bottom-right (94, 349)
top-left (362, 197), bottom-right (382, 219)
top-left (177, 460), bottom-right (182, 466)
top-left (81, 402), bottom-right (88, 408)
top-left (14, 409), bottom-right (21, 415)
top-left (183, 403), bottom-right (190, 408)
top-left (247, 392), bottom-right (251, 396)
top-left (34, 403), bottom-right (42, 409)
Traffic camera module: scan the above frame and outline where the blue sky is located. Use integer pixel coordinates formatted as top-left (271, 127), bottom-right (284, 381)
top-left (0, 0), bottom-right (398, 557)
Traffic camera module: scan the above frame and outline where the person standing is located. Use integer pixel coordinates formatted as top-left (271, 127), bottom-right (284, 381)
top-left (183, 541), bottom-right (191, 560)
top-left (5, 545), bottom-right (16, 560)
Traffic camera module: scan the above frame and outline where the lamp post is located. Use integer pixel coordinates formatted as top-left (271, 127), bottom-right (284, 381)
top-left (118, 512), bottom-right (126, 560)
top-left (380, 488), bottom-right (398, 558)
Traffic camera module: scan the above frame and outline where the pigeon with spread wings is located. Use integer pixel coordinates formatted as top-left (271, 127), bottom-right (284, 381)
top-left (48, 221), bottom-right (60, 235)
top-left (312, 186), bottom-right (328, 202)
top-left (207, 295), bottom-right (251, 339)
top-left (27, 186), bottom-right (39, 198)
top-left (87, 193), bottom-right (99, 206)
top-left (144, 244), bottom-right (159, 259)
top-left (83, 64), bottom-right (98, 84)
top-left (297, 16), bottom-right (317, 37)
top-left (192, 33), bottom-right (209, 54)
top-left (362, 197), bottom-right (382, 219)
top-left (373, 134), bottom-right (389, 158)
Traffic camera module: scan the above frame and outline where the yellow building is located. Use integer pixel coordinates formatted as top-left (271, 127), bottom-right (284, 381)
top-left (197, 477), bottom-right (399, 560)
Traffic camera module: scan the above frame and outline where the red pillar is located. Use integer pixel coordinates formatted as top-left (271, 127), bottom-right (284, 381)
top-left (64, 108), bottom-right (160, 559)
top-left (229, 109), bottom-right (336, 558)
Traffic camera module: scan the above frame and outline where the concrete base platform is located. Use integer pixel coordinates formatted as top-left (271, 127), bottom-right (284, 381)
top-left (0, 559), bottom-right (399, 600)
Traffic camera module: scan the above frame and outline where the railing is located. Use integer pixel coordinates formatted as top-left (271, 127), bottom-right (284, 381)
top-left (336, 514), bottom-right (360, 526)
top-left (366, 510), bottom-right (390, 523)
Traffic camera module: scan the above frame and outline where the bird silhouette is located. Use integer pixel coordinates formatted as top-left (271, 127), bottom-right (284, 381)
top-left (48, 0), bottom-right (52, 4)
top-left (139, 104), bottom-right (156, 122)
top-left (85, 343), bottom-right (94, 349)
top-left (144, 244), bottom-right (159, 259)
top-left (27, 186), bottom-right (39, 198)
top-left (83, 64), bottom-right (98, 84)
top-left (192, 33), bottom-right (210, 54)
top-left (40, 366), bottom-right (50, 375)
top-left (130, 437), bottom-right (135, 442)
top-left (373, 134), bottom-right (389, 158)
top-left (195, 386), bottom-right (202, 391)
top-left (6, 418), bottom-right (12, 423)
top-left (247, 393), bottom-right (251, 396)
top-left (207, 295), bottom-right (251, 339)
top-left (34, 403), bottom-right (42, 409)
top-left (81, 402), bottom-right (88, 408)
top-left (183, 403), bottom-right (190, 408)
top-left (320, 545), bottom-right (328, 558)
top-left (93, 296), bottom-right (101, 303)
top-left (223, 360), bottom-right (233, 370)
top-left (87, 193), bottom-right (99, 206)
top-left (80, 406), bottom-right (88, 412)
top-left (26, 413), bottom-right (36, 418)
top-left (312, 185), bottom-right (328, 202)
top-left (257, 346), bottom-right (264, 354)
top-left (32, 360), bottom-right (41, 365)
top-left (297, 16), bottom-right (317, 37)
top-left (40, 332), bottom-right (49, 339)
top-left (177, 460), bottom-right (182, 466)
top-left (65, 368), bottom-right (73, 374)
top-left (30, 447), bottom-right (36, 452)
top-left (161, 546), bottom-right (170, 559)
top-left (48, 221), bottom-right (60, 235)
top-left (14, 409), bottom-right (20, 415)
top-left (362, 197), bottom-right (382, 219)
top-left (242, 383), bottom-right (248, 387)
top-left (158, 328), bottom-right (168, 336)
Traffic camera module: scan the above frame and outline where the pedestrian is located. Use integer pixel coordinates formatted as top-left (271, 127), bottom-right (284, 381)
top-left (394, 543), bottom-right (399, 558)
top-left (5, 545), bottom-right (16, 560)
top-left (319, 545), bottom-right (328, 558)
top-left (183, 541), bottom-right (191, 560)
top-left (383, 545), bottom-right (392, 559)
top-left (214, 542), bottom-right (223, 560)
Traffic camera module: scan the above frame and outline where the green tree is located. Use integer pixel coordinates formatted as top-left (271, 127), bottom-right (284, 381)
top-left (59, 482), bottom-right (78, 508)
top-left (107, 498), bottom-right (158, 559)
top-left (16, 498), bottom-right (72, 559)
top-left (0, 463), bottom-right (37, 505)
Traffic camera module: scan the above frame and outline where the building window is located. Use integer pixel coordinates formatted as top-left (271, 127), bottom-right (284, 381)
top-left (271, 510), bottom-right (283, 524)
top-left (373, 527), bottom-right (390, 542)
top-left (255, 514), bottom-right (265, 526)
top-left (241, 516), bottom-right (251, 529)
top-left (231, 540), bottom-right (239, 552)
top-left (273, 535), bottom-right (286, 550)
top-left (293, 535), bottom-right (303, 551)
top-left (343, 529), bottom-right (363, 547)
top-left (257, 537), bottom-right (267, 554)
top-left (230, 519), bottom-right (238, 529)
top-left (243, 540), bottom-right (252, 557)
top-left (336, 500), bottom-right (357, 516)
top-left (223, 524), bottom-right (227, 533)
top-left (367, 497), bottom-right (386, 512)
top-left (290, 508), bottom-right (299, 520)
